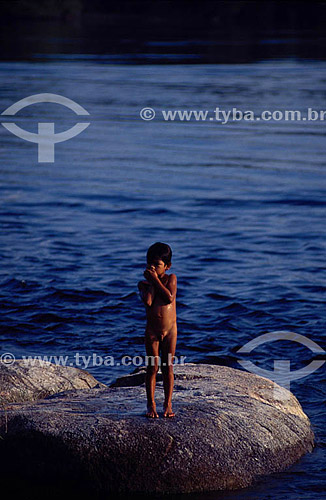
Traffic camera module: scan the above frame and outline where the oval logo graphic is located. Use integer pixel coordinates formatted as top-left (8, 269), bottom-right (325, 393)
top-left (1, 93), bottom-right (90, 162)
top-left (237, 330), bottom-right (325, 400)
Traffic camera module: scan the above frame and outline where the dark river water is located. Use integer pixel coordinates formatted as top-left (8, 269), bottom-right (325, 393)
top-left (0, 60), bottom-right (325, 499)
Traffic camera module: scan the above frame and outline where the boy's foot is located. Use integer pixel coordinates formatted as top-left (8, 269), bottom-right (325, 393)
top-left (163, 404), bottom-right (175, 418)
top-left (146, 405), bottom-right (159, 418)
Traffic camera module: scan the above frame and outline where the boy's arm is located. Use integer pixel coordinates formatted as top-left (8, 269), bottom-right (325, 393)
top-left (149, 273), bottom-right (177, 304)
top-left (138, 280), bottom-right (155, 307)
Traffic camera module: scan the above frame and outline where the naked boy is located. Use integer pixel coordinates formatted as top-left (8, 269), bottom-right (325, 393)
top-left (138, 242), bottom-right (177, 418)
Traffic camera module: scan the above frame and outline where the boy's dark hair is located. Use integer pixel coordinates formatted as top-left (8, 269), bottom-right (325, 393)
top-left (147, 242), bottom-right (172, 265)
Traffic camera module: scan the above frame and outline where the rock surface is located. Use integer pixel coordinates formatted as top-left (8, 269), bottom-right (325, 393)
top-left (0, 358), bottom-right (106, 403)
top-left (0, 361), bottom-right (314, 495)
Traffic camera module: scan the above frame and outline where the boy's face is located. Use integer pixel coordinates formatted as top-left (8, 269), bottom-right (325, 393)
top-left (147, 258), bottom-right (170, 277)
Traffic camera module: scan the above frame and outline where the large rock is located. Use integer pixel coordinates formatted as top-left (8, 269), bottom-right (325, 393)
top-left (0, 361), bottom-right (314, 495)
top-left (0, 358), bottom-right (106, 403)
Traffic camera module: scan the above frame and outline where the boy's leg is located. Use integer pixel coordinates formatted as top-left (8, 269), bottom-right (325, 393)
top-left (161, 331), bottom-right (177, 417)
top-left (145, 335), bottom-right (160, 418)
